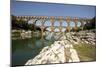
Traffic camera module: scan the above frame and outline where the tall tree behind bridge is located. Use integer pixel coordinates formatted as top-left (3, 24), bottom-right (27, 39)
top-left (84, 17), bottom-right (96, 30)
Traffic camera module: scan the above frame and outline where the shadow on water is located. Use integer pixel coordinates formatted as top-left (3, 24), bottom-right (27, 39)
top-left (12, 36), bottom-right (54, 66)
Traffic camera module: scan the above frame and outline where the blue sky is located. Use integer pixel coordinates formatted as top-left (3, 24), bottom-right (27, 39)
top-left (11, 1), bottom-right (96, 31)
top-left (11, 1), bottom-right (96, 18)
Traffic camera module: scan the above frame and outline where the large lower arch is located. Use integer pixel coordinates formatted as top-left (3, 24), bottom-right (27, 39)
top-left (62, 21), bottom-right (68, 32)
top-left (70, 21), bottom-right (75, 31)
top-left (54, 20), bottom-right (60, 26)
top-left (44, 20), bottom-right (52, 26)
top-left (45, 27), bottom-right (52, 32)
top-left (35, 19), bottom-right (42, 26)
top-left (77, 21), bottom-right (81, 30)
top-left (28, 19), bottom-right (37, 24)
top-left (54, 28), bottom-right (60, 32)
top-left (34, 19), bottom-right (45, 39)
top-left (77, 21), bottom-right (81, 27)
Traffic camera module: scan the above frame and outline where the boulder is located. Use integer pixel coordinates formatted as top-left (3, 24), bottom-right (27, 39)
top-left (25, 40), bottom-right (80, 65)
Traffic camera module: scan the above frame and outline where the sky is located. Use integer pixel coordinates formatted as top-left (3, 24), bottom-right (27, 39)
top-left (11, 1), bottom-right (96, 31)
top-left (11, 1), bottom-right (96, 18)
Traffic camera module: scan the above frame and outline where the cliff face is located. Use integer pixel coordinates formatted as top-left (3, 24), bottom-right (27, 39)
top-left (25, 30), bottom-right (96, 65)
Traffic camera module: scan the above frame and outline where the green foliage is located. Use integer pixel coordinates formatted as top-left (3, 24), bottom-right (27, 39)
top-left (74, 43), bottom-right (96, 61)
top-left (11, 15), bottom-right (41, 31)
top-left (83, 17), bottom-right (96, 30)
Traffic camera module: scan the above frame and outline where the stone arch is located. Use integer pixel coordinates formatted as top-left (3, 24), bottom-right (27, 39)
top-left (35, 19), bottom-right (45, 39)
top-left (79, 20), bottom-right (84, 30)
top-left (77, 21), bottom-right (81, 27)
top-left (54, 20), bottom-right (60, 26)
top-left (35, 19), bottom-right (42, 26)
top-left (69, 21), bottom-right (75, 31)
top-left (54, 20), bottom-right (63, 32)
top-left (61, 28), bottom-right (66, 32)
top-left (44, 20), bottom-right (52, 26)
top-left (28, 19), bottom-right (36, 24)
top-left (77, 21), bottom-right (81, 30)
top-left (45, 27), bottom-right (52, 32)
top-left (62, 21), bottom-right (67, 32)
top-left (62, 20), bottom-right (68, 27)
top-left (54, 28), bottom-right (60, 32)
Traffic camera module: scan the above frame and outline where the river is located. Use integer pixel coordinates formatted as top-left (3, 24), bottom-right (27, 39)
top-left (12, 36), bottom-right (54, 66)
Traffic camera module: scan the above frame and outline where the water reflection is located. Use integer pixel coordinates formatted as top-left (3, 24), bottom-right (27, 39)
top-left (12, 36), bottom-right (54, 66)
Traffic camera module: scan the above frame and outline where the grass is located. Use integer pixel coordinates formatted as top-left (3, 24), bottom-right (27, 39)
top-left (73, 43), bottom-right (96, 62)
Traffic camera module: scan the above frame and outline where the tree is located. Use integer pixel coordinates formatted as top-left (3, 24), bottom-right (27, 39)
top-left (83, 17), bottom-right (96, 30)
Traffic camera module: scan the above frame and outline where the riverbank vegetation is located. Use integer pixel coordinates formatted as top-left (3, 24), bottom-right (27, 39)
top-left (74, 43), bottom-right (96, 62)
top-left (11, 15), bottom-right (41, 31)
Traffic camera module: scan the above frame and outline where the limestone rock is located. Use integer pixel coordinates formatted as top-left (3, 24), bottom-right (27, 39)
top-left (25, 40), bottom-right (80, 65)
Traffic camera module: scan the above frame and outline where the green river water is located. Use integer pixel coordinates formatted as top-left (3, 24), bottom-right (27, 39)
top-left (12, 36), bottom-right (54, 66)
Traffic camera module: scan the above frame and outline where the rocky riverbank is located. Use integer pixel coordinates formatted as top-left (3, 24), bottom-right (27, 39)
top-left (45, 30), bottom-right (96, 45)
top-left (25, 29), bottom-right (96, 65)
top-left (25, 40), bottom-right (80, 65)
top-left (12, 30), bottom-right (42, 40)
